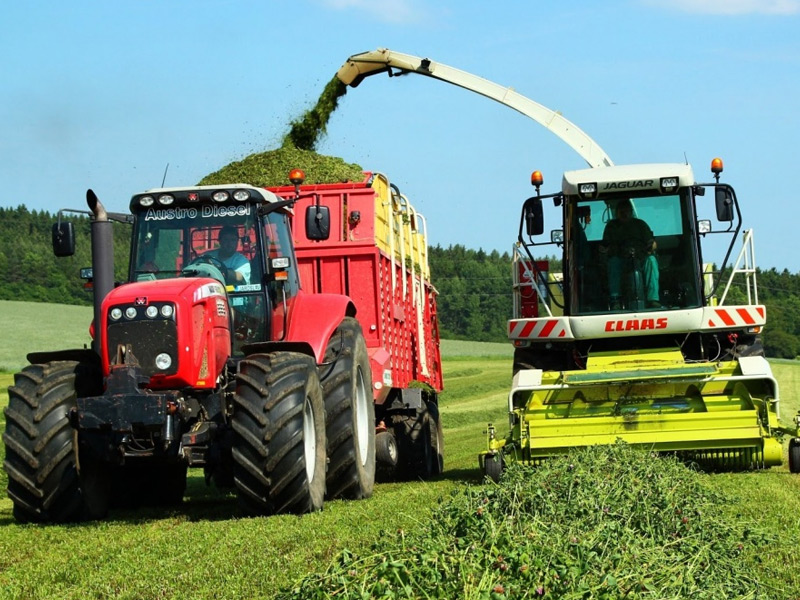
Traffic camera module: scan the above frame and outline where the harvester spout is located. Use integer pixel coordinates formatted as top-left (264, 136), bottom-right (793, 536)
top-left (87, 189), bottom-right (114, 354)
top-left (336, 47), bottom-right (613, 168)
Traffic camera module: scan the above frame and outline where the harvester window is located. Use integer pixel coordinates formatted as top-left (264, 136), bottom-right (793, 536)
top-left (569, 192), bottom-right (701, 314)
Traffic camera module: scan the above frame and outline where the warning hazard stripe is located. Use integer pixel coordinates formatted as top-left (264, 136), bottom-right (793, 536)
top-left (509, 318), bottom-right (569, 339)
top-left (704, 305), bottom-right (766, 329)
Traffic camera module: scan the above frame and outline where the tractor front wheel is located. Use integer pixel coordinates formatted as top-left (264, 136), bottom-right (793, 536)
top-left (320, 317), bottom-right (376, 500)
top-left (3, 361), bottom-right (86, 523)
top-left (232, 352), bottom-right (326, 516)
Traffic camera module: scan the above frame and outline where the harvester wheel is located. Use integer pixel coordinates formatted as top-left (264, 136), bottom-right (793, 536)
top-left (232, 352), bottom-right (326, 516)
top-left (3, 361), bottom-right (86, 523)
top-left (320, 317), bottom-right (376, 500)
top-left (790, 439), bottom-right (800, 474)
top-left (484, 453), bottom-right (504, 483)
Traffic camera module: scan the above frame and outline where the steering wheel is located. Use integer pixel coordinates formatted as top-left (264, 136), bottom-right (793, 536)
top-left (182, 255), bottom-right (229, 285)
top-left (193, 255), bottom-right (227, 273)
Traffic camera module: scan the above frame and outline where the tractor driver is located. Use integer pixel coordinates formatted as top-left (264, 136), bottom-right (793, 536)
top-left (206, 225), bottom-right (251, 285)
top-left (599, 199), bottom-right (660, 309)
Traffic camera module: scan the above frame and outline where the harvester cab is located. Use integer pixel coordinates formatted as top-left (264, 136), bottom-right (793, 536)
top-left (482, 159), bottom-right (800, 480)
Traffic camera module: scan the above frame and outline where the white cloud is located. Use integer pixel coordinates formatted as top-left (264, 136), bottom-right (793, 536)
top-left (644, 0), bottom-right (800, 15)
top-left (318, 0), bottom-right (421, 23)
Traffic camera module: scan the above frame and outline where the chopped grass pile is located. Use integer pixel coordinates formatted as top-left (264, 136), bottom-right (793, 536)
top-left (197, 146), bottom-right (364, 188)
top-left (280, 443), bottom-right (771, 599)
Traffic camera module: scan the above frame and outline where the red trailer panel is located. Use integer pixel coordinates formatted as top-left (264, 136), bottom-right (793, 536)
top-left (270, 172), bottom-right (442, 403)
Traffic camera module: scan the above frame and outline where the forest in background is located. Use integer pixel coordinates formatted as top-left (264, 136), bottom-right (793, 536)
top-left (1, 205), bottom-right (798, 357)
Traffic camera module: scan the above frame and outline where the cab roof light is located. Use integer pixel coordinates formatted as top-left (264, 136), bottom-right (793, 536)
top-left (158, 194), bottom-right (174, 206)
top-left (530, 170), bottom-right (544, 194)
top-left (660, 176), bottom-right (679, 193)
top-left (711, 157), bottom-right (724, 183)
top-left (289, 168), bottom-right (306, 197)
top-left (140, 196), bottom-right (155, 207)
top-left (578, 182), bottom-right (598, 199)
top-left (232, 189), bottom-right (250, 202)
top-left (212, 191), bottom-right (229, 203)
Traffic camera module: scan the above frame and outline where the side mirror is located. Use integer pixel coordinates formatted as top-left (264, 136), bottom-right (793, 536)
top-left (52, 221), bottom-right (76, 257)
top-left (715, 187), bottom-right (734, 222)
top-left (306, 205), bottom-right (330, 241)
top-left (524, 197), bottom-right (544, 236)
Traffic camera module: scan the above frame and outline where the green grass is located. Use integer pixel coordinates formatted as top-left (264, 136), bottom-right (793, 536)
top-left (3, 304), bottom-right (800, 598)
top-left (0, 300), bottom-right (92, 372)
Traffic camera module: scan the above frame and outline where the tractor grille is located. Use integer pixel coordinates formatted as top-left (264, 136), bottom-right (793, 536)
top-left (107, 303), bottom-right (178, 378)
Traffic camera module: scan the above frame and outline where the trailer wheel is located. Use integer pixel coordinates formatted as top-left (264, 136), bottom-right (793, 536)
top-left (426, 401), bottom-right (444, 476)
top-left (232, 352), bottom-right (326, 516)
top-left (484, 453), bottom-right (504, 483)
top-left (790, 438), bottom-right (800, 474)
top-left (320, 317), bottom-right (376, 500)
top-left (376, 431), bottom-right (398, 467)
top-left (397, 399), bottom-right (442, 479)
top-left (3, 361), bottom-right (85, 523)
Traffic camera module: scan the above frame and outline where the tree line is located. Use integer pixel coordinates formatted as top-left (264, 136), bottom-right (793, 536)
top-left (0, 206), bottom-right (798, 358)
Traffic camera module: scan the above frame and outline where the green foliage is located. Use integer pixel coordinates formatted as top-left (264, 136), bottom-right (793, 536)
top-left (429, 245), bottom-right (514, 343)
top-left (0, 206), bottom-right (129, 306)
top-left (282, 444), bottom-right (770, 599)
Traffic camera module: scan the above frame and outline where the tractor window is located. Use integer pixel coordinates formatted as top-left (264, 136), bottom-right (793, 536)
top-left (568, 191), bottom-right (702, 314)
top-left (263, 212), bottom-right (300, 340)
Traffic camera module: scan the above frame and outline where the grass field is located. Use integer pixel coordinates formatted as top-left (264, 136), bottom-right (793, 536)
top-left (2, 302), bottom-right (800, 598)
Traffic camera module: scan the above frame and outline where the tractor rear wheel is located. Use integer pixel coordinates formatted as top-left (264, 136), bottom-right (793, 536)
top-left (3, 361), bottom-right (86, 523)
top-left (320, 317), bottom-right (376, 500)
top-left (232, 352), bottom-right (326, 516)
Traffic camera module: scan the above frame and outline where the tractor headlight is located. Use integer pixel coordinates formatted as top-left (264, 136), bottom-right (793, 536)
top-left (145, 306), bottom-right (159, 318)
top-left (161, 304), bottom-right (174, 318)
top-left (125, 307), bottom-right (138, 319)
top-left (155, 353), bottom-right (172, 370)
top-left (110, 308), bottom-right (123, 321)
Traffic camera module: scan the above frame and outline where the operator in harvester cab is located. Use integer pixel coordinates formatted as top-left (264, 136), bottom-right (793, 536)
top-left (599, 198), bottom-right (660, 310)
top-left (206, 225), bottom-right (251, 285)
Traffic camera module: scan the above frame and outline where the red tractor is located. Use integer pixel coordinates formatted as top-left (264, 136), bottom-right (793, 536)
top-left (3, 172), bottom-right (442, 522)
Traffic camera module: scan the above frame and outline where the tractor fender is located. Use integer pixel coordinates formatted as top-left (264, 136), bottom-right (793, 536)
top-left (284, 292), bottom-right (356, 363)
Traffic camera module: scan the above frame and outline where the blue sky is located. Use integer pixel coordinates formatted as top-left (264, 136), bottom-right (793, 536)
top-left (2, 0), bottom-right (799, 271)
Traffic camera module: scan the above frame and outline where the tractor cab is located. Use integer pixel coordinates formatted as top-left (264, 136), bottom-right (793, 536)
top-left (521, 161), bottom-right (740, 318)
top-left (128, 185), bottom-right (301, 352)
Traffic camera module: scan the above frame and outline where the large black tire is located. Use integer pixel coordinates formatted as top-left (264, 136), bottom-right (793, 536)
top-left (426, 401), bottom-right (444, 476)
top-left (320, 317), bottom-right (376, 500)
top-left (790, 438), bottom-right (800, 474)
top-left (232, 352), bottom-right (326, 516)
top-left (484, 453), bottom-right (504, 483)
top-left (3, 361), bottom-right (85, 523)
top-left (396, 398), bottom-right (442, 479)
